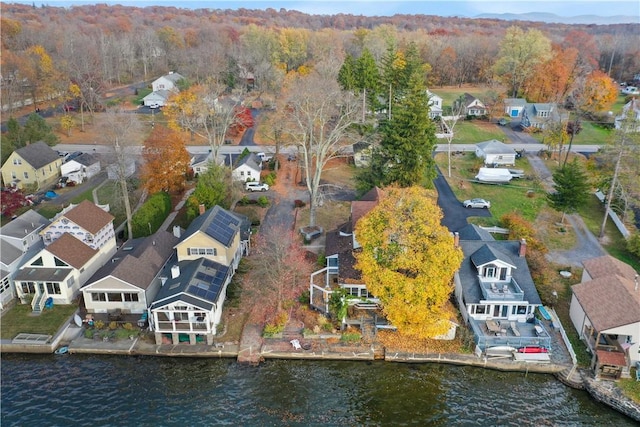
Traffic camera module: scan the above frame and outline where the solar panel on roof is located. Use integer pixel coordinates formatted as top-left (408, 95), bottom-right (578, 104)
top-left (205, 210), bottom-right (239, 246)
top-left (202, 259), bottom-right (219, 269)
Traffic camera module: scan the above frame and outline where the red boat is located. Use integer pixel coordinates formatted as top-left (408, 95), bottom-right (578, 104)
top-left (517, 346), bottom-right (548, 353)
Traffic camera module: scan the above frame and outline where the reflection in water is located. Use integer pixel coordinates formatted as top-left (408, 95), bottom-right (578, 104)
top-left (1, 354), bottom-right (634, 426)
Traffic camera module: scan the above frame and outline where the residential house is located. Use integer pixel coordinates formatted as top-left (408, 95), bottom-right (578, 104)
top-left (1, 141), bottom-right (62, 190)
top-left (190, 152), bottom-right (226, 176)
top-left (504, 98), bottom-right (528, 118)
top-left (475, 140), bottom-right (517, 166)
top-left (149, 205), bottom-right (251, 345)
top-left (453, 224), bottom-right (546, 353)
top-left (521, 103), bottom-right (564, 130)
top-left (142, 90), bottom-right (171, 108)
top-left (615, 98), bottom-right (640, 132)
top-left (40, 200), bottom-right (116, 251)
top-left (151, 71), bottom-right (185, 92)
top-left (81, 230), bottom-right (178, 315)
top-left (150, 258), bottom-right (231, 345)
top-left (14, 233), bottom-right (100, 308)
top-left (569, 255), bottom-right (640, 379)
top-left (14, 201), bottom-right (117, 309)
top-left (310, 187), bottom-right (384, 313)
top-left (455, 93), bottom-right (487, 117)
top-left (231, 153), bottom-right (262, 182)
top-left (427, 90), bottom-right (443, 119)
top-left (0, 210), bottom-right (50, 309)
top-left (352, 141), bottom-right (372, 168)
top-left (60, 153), bottom-right (100, 184)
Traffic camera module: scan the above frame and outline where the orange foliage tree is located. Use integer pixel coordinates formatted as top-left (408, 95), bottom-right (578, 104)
top-left (355, 186), bottom-right (463, 339)
top-left (141, 125), bottom-right (191, 194)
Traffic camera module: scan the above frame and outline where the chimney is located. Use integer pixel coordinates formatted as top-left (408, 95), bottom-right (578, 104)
top-left (199, 204), bottom-right (206, 215)
top-left (519, 239), bottom-right (527, 257)
top-left (453, 232), bottom-right (460, 248)
top-left (173, 226), bottom-right (181, 239)
top-left (171, 265), bottom-right (180, 279)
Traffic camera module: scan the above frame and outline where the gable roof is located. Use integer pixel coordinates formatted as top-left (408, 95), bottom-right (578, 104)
top-left (0, 210), bottom-right (49, 241)
top-left (86, 231), bottom-right (178, 290)
top-left (470, 244), bottom-right (516, 268)
top-left (61, 200), bottom-right (114, 234)
top-left (461, 92), bottom-right (482, 107)
top-left (235, 153), bottom-right (261, 171)
top-left (457, 239), bottom-right (540, 305)
top-left (476, 140), bottom-right (516, 155)
top-left (1, 239), bottom-right (24, 267)
top-left (181, 205), bottom-right (250, 247)
top-left (572, 274), bottom-right (640, 331)
top-left (13, 141), bottom-right (59, 169)
top-left (151, 258), bottom-right (230, 311)
top-left (583, 255), bottom-right (637, 281)
top-left (160, 72), bottom-right (184, 84)
top-left (46, 233), bottom-right (98, 269)
top-left (456, 224), bottom-right (493, 241)
top-left (351, 187), bottom-right (384, 226)
top-left (504, 98), bottom-right (527, 107)
top-left (71, 153), bottom-right (98, 167)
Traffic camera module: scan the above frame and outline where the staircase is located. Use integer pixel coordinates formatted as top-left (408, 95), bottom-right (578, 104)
top-left (31, 292), bottom-right (44, 314)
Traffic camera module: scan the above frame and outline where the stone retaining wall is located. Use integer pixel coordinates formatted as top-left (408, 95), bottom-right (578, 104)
top-left (583, 377), bottom-right (640, 422)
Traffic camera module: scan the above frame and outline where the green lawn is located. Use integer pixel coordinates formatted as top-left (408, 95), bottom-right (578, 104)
top-left (435, 152), bottom-right (547, 224)
top-left (451, 121), bottom-right (506, 144)
top-left (432, 86), bottom-right (493, 107)
top-left (1, 304), bottom-right (78, 339)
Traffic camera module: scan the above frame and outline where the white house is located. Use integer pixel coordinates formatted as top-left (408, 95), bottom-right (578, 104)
top-left (142, 90), bottom-right (171, 108)
top-left (569, 255), bottom-right (640, 379)
top-left (232, 153), bottom-right (262, 182)
top-left (190, 152), bottom-right (225, 176)
top-left (60, 153), bottom-right (100, 184)
top-left (475, 140), bottom-right (517, 166)
top-left (151, 71), bottom-right (184, 92)
top-left (455, 93), bottom-right (487, 117)
top-left (0, 210), bottom-right (50, 309)
top-left (81, 230), bottom-right (178, 315)
top-left (427, 90), bottom-right (443, 119)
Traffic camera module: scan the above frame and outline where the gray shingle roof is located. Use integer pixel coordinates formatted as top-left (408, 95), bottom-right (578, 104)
top-left (13, 141), bottom-right (59, 169)
top-left (181, 205), bottom-right (250, 248)
top-left (475, 140), bottom-right (516, 155)
top-left (0, 210), bottom-right (49, 241)
top-left (235, 153), bottom-right (261, 171)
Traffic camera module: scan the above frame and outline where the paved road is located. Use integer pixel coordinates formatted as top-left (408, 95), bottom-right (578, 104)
top-left (433, 167), bottom-right (491, 232)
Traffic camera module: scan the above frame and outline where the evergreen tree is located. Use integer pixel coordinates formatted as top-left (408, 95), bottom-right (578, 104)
top-left (22, 113), bottom-right (59, 146)
top-left (356, 48), bottom-right (380, 110)
top-left (1, 118), bottom-right (24, 164)
top-left (547, 159), bottom-right (590, 222)
top-left (337, 53), bottom-right (358, 91)
top-left (373, 70), bottom-right (437, 188)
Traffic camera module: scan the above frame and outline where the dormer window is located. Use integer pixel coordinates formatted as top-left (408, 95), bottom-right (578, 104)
top-left (482, 265), bottom-right (496, 278)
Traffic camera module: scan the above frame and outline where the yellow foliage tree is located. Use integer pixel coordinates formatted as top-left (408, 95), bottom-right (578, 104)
top-left (354, 186), bottom-right (463, 339)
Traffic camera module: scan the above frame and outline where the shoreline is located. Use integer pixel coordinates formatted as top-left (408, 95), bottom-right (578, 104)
top-left (2, 333), bottom-right (639, 423)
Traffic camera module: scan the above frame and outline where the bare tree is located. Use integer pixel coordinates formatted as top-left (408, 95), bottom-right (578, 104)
top-left (283, 71), bottom-right (361, 226)
top-left (599, 107), bottom-right (640, 239)
top-left (99, 109), bottom-right (143, 240)
top-left (442, 94), bottom-right (465, 177)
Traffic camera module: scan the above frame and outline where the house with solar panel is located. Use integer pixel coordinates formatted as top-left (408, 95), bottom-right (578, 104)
top-left (148, 205), bottom-right (251, 345)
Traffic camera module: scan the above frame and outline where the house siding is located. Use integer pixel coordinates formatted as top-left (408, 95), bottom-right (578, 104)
top-left (1, 151), bottom-right (61, 190)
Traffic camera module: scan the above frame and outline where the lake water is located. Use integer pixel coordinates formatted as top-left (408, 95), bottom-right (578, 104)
top-left (1, 354), bottom-right (634, 426)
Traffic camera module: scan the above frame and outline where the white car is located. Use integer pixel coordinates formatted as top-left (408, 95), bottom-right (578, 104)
top-left (622, 86), bottom-right (639, 95)
top-left (463, 198), bottom-right (491, 209)
top-left (245, 182), bottom-right (269, 192)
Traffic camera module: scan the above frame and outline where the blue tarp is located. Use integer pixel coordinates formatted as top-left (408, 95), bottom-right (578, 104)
top-left (45, 191), bottom-right (57, 198)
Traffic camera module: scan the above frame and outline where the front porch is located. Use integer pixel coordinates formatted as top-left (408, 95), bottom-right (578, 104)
top-left (584, 330), bottom-right (632, 379)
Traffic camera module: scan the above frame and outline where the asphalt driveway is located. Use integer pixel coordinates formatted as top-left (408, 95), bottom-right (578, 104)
top-left (434, 167), bottom-right (491, 232)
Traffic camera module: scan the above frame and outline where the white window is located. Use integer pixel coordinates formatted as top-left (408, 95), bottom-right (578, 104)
top-left (91, 292), bottom-right (107, 302)
top-left (13, 158), bottom-right (22, 165)
top-left (483, 266), bottom-right (496, 278)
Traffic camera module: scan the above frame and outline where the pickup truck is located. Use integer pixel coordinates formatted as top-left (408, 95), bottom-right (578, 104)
top-left (256, 152), bottom-right (272, 162)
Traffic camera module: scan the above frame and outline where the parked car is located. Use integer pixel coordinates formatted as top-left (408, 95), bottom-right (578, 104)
top-left (463, 198), bottom-right (491, 209)
top-left (256, 152), bottom-right (273, 162)
top-left (245, 182), bottom-right (269, 192)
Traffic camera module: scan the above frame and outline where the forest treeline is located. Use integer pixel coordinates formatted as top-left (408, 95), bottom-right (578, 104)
top-left (1, 1), bottom-right (638, 111)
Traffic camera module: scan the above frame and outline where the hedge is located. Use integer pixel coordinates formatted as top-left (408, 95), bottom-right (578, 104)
top-left (131, 192), bottom-right (172, 237)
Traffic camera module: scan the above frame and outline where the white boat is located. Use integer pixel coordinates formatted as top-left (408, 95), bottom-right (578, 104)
top-left (475, 168), bottom-right (513, 183)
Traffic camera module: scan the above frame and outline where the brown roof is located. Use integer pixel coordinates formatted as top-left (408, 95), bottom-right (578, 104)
top-left (46, 233), bottom-right (98, 269)
top-left (63, 200), bottom-right (114, 234)
top-left (583, 255), bottom-right (637, 281)
top-left (572, 274), bottom-right (640, 332)
top-left (352, 187), bottom-right (383, 227)
top-left (596, 349), bottom-right (627, 367)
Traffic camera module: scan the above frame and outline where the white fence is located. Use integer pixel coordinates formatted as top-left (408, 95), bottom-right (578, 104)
top-left (594, 191), bottom-right (631, 238)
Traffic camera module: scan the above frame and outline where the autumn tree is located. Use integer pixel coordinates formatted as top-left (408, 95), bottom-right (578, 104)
top-left (283, 70), bottom-right (361, 226)
top-left (494, 26), bottom-right (552, 97)
top-left (141, 125), bottom-right (191, 194)
top-left (243, 225), bottom-right (314, 324)
top-left (20, 45), bottom-right (61, 109)
top-left (99, 109), bottom-right (142, 240)
top-left (355, 186), bottom-right (463, 339)
top-left (164, 81), bottom-right (240, 160)
top-left (547, 159), bottom-right (591, 223)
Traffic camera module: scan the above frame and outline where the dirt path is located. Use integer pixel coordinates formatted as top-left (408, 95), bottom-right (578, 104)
top-left (524, 153), bottom-right (606, 268)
